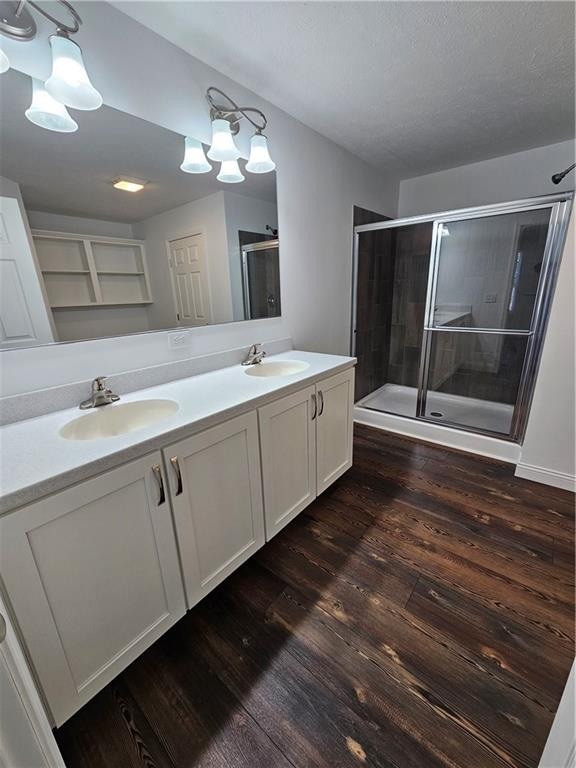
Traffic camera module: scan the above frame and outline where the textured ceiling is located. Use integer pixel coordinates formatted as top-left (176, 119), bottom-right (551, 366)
top-left (114, 1), bottom-right (575, 176)
top-left (0, 70), bottom-right (276, 222)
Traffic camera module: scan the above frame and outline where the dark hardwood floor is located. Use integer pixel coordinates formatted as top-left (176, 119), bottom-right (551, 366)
top-left (56, 425), bottom-right (575, 768)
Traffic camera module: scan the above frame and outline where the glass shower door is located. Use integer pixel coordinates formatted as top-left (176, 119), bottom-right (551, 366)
top-left (241, 240), bottom-right (281, 320)
top-left (418, 206), bottom-right (554, 438)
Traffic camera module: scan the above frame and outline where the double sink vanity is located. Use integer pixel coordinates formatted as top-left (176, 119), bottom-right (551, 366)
top-left (0, 348), bottom-right (355, 727)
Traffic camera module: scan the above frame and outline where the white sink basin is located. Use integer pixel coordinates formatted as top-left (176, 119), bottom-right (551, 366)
top-left (60, 399), bottom-right (179, 441)
top-left (244, 359), bottom-right (310, 378)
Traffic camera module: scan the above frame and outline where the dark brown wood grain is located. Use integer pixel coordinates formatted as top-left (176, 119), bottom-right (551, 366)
top-left (56, 425), bottom-right (575, 768)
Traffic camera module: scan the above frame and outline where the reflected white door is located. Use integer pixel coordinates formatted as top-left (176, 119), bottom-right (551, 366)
top-left (0, 196), bottom-right (54, 348)
top-left (168, 233), bottom-right (212, 326)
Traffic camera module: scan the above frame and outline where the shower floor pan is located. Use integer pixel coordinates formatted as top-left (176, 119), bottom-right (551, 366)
top-left (357, 383), bottom-right (514, 435)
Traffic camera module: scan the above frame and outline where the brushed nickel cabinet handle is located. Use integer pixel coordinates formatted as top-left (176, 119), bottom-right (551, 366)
top-left (311, 393), bottom-right (317, 420)
top-left (170, 456), bottom-right (183, 496)
top-left (0, 613), bottom-right (6, 645)
top-left (318, 390), bottom-right (324, 416)
top-left (152, 464), bottom-right (165, 506)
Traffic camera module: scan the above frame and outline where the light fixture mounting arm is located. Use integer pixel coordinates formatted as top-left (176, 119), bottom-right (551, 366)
top-left (206, 86), bottom-right (267, 136)
top-left (0, 0), bottom-right (81, 40)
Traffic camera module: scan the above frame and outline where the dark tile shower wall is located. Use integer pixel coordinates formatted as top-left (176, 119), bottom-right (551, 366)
top-left (354, 222), bottom-right (432, 402)
top-left (387, 224), bottom-right (433, 388)
top-left (354, 229), bottom-right (395, 400)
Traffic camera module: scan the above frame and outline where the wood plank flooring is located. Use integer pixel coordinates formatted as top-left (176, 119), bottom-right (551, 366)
top-left (56, 425), bottom-right (575, 768)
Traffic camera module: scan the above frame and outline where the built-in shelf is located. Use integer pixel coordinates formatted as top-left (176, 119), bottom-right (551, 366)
top-left (95, 270), bottom-right (145, 276)
top-left (51, 301), bottom-right (154, 309)
top-left (32, 230), bottom-right (152, 311)
top-left (41, 269), bottom-right (91, 274)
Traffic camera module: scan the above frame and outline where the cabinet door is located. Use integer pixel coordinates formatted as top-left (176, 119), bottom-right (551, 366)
top-left (166, 412), bottom-right (264, 608)
top-left (0, 453), bottom-right (185, 726)
top-left (316, 369), bottom-right (355, 494)
top-left (259, 385), bottom-right (317, 540)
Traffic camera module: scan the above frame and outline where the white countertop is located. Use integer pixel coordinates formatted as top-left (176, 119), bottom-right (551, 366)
top-left (0, 351), bottom-right (355, 515)
top-left (434, 310), bottom-right (471, 326)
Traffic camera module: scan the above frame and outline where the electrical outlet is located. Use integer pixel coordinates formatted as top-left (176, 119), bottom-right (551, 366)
top-left (168, 331), bottom-right (192, 349)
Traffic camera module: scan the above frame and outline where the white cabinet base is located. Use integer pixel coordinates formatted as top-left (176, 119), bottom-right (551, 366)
top-left (0, 453), bottom-right (185, 726)
top-left (259, 368), bottom-right (355, 540)
top-left (316, 369), bottom-right (355, 494)
top-left (259, 385), bottom-right (317, 540)
top-left (166, 411), bottom-right (265, 609)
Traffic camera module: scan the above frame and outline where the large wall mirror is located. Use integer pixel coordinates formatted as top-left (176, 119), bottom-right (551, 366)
top-left (0, 69), bottom-right (279, 349)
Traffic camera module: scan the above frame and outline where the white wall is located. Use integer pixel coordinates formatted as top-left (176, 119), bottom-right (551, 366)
top-left (133, 191), bottom-right (233, 327)
top-left (222, 192), bottom-right (278, 321)
top-left (26, 211), bottom-right (135, 239)
top-left (398, 140), bottom-right (574, 217)
top-left (516, 214), bottom-right (575, 490)
top-left (0, 2), bottom-right (398, 395)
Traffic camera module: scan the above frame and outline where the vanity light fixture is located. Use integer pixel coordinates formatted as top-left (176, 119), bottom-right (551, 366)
top-left (25, 77), bottom-right (78, 132)
top-left (111, 177), bottom-right (148, 193)
top-left (0, 0), bottom-right (102, 119)
top-left (204, 86), bottom-right (275, 182)
top-left (0, 48), bottom-right (9, 73)
top-left (180, 136), bottom-right (211, 174)
top-left (217, 159), bottom-right (245, 184)
top-left (246, 133), bottom-right (276, 174)
top-left (207, 118), bottom-right (241, 162)
top-left (45, 32), bottom-right (102, 111)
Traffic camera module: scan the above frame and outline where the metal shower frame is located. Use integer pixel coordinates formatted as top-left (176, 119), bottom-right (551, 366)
top-left (351, 191), bottom-right (574, 443)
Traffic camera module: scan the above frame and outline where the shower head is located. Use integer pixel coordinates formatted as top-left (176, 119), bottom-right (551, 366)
top-left (551, 163), bottom-right (576, 185)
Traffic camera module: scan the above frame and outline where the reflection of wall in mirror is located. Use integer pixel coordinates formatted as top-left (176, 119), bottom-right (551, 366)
top-left (222, 192), bottom-right (279, 321)
top-left (4, 181), bottom-right (278, 344)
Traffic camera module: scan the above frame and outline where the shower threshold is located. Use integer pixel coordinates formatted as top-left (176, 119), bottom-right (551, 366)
top-left (357, 383), bottom-right (514, 435)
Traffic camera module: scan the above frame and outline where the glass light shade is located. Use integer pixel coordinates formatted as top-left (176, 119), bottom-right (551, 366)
top-left (207, 118), bottom-right (241, 161)
top-left (245, 133), bottom-right (276, 174)
top-left (217, 159), bottom-right (245, 184)
top-left (180, 136), bottom-right (212, 174)
top-left (45, 35), bottom-right (102, 111)
top-left (0, 49), bottom-right (9, 74)
top-left (25, 79), bottom-right (78, 133)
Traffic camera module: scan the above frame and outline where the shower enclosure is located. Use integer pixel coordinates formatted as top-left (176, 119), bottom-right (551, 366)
top-left (352, 193), bottom-right (573, 442)
top-left (241, 239), bottom-right (281, 320)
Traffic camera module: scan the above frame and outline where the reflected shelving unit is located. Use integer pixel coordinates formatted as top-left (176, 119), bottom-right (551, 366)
top-left (32, 230), bottom-right (152, 310)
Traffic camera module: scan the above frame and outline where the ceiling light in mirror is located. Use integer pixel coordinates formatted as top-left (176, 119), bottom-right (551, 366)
top-left (207, 118), bottom-right (241, 161)
top-left (217, 159), bottom-right (245, 183)
top-left (0, 48), bottom-right (9, 73)
top-left (45, 34), bottom-right (102, 111)
top-left (25, 78), bottom-right (78, 133)
top-left (112, 177), bottom-right (148, 192)
top-left (180, 136), bottom-right (211, 174)
top-left (246, 133), bottom-right (276, 174)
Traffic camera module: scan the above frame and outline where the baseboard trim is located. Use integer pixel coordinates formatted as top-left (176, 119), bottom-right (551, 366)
top-left (515, 462), bottom-right (576, 492)
top-left (354, 406), bottom-right (521, 463)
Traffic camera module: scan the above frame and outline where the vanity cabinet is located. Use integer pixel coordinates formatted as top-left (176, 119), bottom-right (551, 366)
top-left (259, 385), bottom-right (317, 539)
top-left (315, 368), bottom-right (355, 494)
top-left (0, 362), bottom-right (355, 727)
top-left (164, 411), bottom-right (265, 609)
top-left (259, 368), bottom-right (354, 539)
top-left (0, 452), bottom-right (186, 726)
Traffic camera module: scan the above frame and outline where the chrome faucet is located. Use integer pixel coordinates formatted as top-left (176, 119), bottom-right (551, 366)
top-left (242, 343), bottom-right (267, 366)
top-left (80, 376), bottom-right (120, 409)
